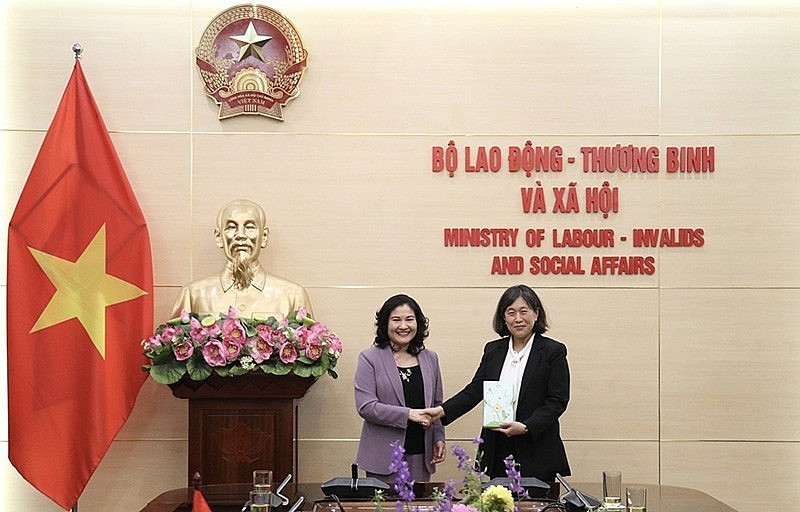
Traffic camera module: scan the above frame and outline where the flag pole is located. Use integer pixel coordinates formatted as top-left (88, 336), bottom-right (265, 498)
top-left (70, 42), bottom-right (81, 512)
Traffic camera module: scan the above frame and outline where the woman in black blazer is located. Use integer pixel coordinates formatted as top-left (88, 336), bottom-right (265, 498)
top-left (424, 285), bottom-right (570, 482)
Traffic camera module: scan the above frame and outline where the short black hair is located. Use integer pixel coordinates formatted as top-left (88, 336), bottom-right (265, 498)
top-left (374, 294), bottom-right (429, 355)
top-left (492, 284), bottom-right (548, 337)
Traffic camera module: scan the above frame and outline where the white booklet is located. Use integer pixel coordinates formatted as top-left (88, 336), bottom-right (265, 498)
top-left (483, 380), bottom-right (515, 428)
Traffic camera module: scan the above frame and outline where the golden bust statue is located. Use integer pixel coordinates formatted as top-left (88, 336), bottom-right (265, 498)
top-left (171, 199), bottom-right (312, 319)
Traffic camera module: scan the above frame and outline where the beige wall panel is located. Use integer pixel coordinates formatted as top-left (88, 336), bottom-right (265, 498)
top-left (661, 2), bottom-right (800, 134)
top-left (548, 289), bottom-right (660, 441)
top-left (562, 441), bottom-right (660, 484)
top-left (1, 1), bottom-right (191, 132)
top-left (661, 441), bottom-right (800, 512)
top-left (656, 136), bottom-right (800, 287)
top-left (660, 288), bottom-right (800, 440)
top-left (297, 440), bottom-right (358, 483)
top-left (155, 285), bottom-right (183, 326)
top-left (1, 440), bottom-right (186, 512)
top-left (190, 2), bottom-right (660, 135)
top-left (117, 378), bottom-right (187, 441)
top-left (111, 133), bottom-right (193, 287)
top-left (188, 135), bottom-right (662, 287)
top-left (79, 440), bottom-right (187, 511)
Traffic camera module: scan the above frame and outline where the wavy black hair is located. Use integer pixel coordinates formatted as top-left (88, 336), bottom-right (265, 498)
top-left (492, 284), bottom-right (549, 337)
top-left (374, 294), bottom-right (429, 355)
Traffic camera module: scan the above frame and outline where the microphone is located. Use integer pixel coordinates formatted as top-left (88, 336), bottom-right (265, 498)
top-left (351, 463), bottom-right (359, 491)
top-left (321, 463), bottom-right (390, 500)
top-left (555, 473), bottom-right (602, 512)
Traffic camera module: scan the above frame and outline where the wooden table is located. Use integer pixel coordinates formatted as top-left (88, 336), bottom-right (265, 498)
top-left (139, 482), bottom-right (738, 512)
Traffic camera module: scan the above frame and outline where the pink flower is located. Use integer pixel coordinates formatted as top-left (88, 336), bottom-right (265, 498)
top-left (296, 307), bottom-right (308, 321)
top-left (227, 306), bottom-right (239, 319)
top-left (222, 338), bottom-right (242, 361)
top-left (180, 309), bottom-right (190, 323)
top-left (221, 317), bottom-right (246, 344)
top-left (248, 337), bottom-right (274, 364)
top-left (327, 334), bottom-right (343, 356)
top-left (305, 340), bottom-right (324, 361)
top-left (201, 340), bottom-right (227, 367)
top-left (173, 340), bottom-right (194, 361)
top-left (279, 342), bottom-right (298, 364)
top-left (160, 325), bottom-right (182, 343)
top-left (257, 324), bottom-right (285, 347)
top-left (189, 317), bottom-right (210, 342)
top-left (452, 505), bottom-right (478, 512)
top-left (294, 326), bottom-right (309, 349)
top-left (206, 323), bottom-right (221, 338)
top-left (295, 322), bottom-right (324, 350)
top-left (143, 335), bottom-right (162, 350)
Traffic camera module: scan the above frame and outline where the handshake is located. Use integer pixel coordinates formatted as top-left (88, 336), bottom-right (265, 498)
top-left (408, 406), bottom-right (445, 428)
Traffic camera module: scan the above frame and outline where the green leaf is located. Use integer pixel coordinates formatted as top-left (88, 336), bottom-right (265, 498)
top-left (215, 366), bottom-right (231, 377)
top-left (310, 364), bottom-right (326, 377)
top-left (229, 365), bottom-right (249, 376)
top-left (296, 355), bottom-right (314, 365)
top-left (149, 359), bottom-right (187, 385)
top-left (151, 348), bottom-right (177, 365)
top-left (293, 364), bottom-right (313, 378)
top-left (242, 319), bottom-right (258, 338)
top-left (189, 365), bottom-right (213, 381)
top-left (187, 357), bottom-right (213, 381)
top-left (262, 362), bottom-right (291, 375)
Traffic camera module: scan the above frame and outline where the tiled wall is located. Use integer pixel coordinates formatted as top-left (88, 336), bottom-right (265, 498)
top-left (2, 1), bottom-right (799, 511)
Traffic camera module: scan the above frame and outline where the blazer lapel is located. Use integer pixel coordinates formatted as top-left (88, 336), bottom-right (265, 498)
top-left (485, 337), bottom-right (509, 380)
top-left (418, 351), bottom-right (434, 407)
top-left (518, 333), bottom-right (543, 404)
top-left (378, 347), bottom-right (405, 405)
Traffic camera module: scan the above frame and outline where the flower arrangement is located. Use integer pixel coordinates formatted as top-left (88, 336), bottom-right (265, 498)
top-left (141, 307), bottom-right (342, 385)
top-left (389, 437), bottom-right (526, 512)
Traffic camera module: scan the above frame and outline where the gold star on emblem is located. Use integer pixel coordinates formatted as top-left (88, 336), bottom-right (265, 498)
top-left (28, 225), bottom-right (148, 359)
top-left (230, 21), bottom-right (272, 62)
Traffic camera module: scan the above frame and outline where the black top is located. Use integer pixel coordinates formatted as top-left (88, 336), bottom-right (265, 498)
top-left (398, 365), bottom-right (425, 455)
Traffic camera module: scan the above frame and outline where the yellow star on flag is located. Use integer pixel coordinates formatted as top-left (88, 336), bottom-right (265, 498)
top-left (28, 224), bottom-right (148, 358)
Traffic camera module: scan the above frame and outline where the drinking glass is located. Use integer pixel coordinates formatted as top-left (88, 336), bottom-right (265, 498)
top-left (253, 470), bottom-right (273, 494)
top-left (250, 490), bottom-right (270, 512)
top-left (602, 470), bottom-right (623, 508)
top-left (626, 486), bottom-right (647, 512)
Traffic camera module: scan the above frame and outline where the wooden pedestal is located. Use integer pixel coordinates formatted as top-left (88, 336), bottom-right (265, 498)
top-left (169, 373), bottom-right (317, 487)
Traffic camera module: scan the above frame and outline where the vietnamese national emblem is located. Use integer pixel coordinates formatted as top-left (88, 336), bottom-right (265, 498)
top-left (195, 4), bottom-right (308, 120)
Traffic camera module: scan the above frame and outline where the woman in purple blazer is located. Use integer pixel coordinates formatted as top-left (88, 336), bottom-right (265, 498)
top-left (354, 294), bottom-right (446, 484)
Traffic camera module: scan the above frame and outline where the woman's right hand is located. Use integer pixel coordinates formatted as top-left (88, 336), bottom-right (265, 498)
top-left (420, 406), bottom-right (445, 421)
top-left (409, 409), bottom-right (432, 428)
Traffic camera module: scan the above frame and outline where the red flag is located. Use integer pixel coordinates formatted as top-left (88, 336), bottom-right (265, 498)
top-left (7, 60), bottom-right (153, 510)
top-left (193, 489), bottom-right (214, 512)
